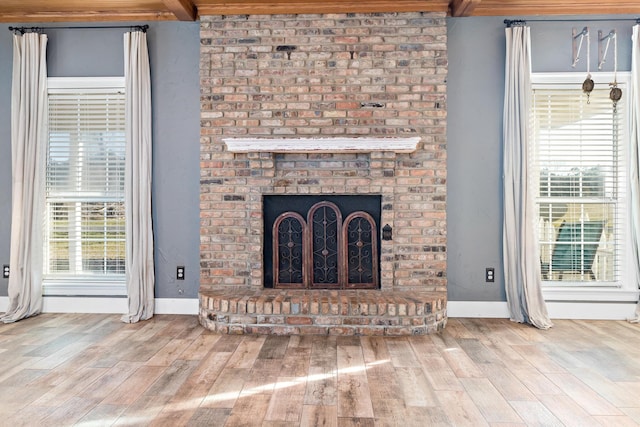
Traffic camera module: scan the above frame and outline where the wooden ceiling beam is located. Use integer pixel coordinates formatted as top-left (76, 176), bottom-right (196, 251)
top-left (449, 0), bottom-right (481, 17)
top-left (163, 0), bottom-right (197, 20)
top-left (196, 0), bottom-right (449, 16)
top-left (0, 11), bottom-right (177, 22)
top-left (471, 1), bottom-right (640, 16)
top-left (2, 0), bottom-right (640, 22)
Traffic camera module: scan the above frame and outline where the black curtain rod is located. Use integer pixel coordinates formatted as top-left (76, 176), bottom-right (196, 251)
top-left (9, 24), bottom-right (148, 34)
top-left (505, 18), bottom-right (640, 27)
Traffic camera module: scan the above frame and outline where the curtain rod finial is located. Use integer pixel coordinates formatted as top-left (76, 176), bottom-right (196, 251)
top-left (8, 26), bottom-right (44, 34)
top-left (504, 19), bottom-right (527, 28)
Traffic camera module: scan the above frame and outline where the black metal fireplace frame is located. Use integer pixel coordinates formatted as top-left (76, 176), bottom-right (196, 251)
top-left (263, 195), bottom-right (382, 289)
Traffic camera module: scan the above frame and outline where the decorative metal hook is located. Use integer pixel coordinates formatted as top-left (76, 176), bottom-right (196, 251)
top-left (597, 28), bottom-right (622, 112)
top-left (610, 83), bottom-right (622, 113)
top-left (572, 27), bottom-right (588, 68)
top-left (598, 29), bottom-right (616, 70)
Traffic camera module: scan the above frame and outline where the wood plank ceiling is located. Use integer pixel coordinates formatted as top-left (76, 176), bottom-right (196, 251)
top-left (1, 0), bottom-right (640, 22)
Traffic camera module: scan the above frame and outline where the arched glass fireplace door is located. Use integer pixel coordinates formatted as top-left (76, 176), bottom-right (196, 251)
top-left (273, 201), bottom-right (378, 289)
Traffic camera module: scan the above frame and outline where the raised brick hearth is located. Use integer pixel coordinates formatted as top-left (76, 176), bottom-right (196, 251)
top-left (200, 289), bottom-right (446, 335)
top-left (199, 12), bottom-right (448, 335)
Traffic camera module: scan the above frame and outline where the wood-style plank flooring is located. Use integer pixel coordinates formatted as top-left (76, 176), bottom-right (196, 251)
top-left (1, 314), bottom-right (640, 426)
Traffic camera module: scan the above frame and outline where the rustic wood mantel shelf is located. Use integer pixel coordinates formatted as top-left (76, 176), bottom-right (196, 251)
top-left (222, 136), bottom-right (421, 153)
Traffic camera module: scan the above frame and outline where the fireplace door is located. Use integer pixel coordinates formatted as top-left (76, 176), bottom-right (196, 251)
top-left (273, 201), bottom-right (378, 289)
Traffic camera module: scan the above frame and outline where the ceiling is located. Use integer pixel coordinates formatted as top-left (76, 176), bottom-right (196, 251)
top-left (1, 0), bottom-right (640, 22)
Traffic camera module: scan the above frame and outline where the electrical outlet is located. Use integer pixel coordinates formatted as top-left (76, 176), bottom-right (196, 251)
top-left (2, 265), bottom-right (9, 279)
top-left (177, 266), bottom-right (185, 280)
top-left (485, 267), bottom-right (495, 283)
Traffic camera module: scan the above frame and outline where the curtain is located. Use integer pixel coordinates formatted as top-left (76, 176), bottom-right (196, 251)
top-left (503, 26), bottom-right (553, 329)
top-left (629, 25), bottom-right (640, 323)
top-left (2, 33), bottom-right (48, 323)
top-left (122, 30), bottom-right (155, 323)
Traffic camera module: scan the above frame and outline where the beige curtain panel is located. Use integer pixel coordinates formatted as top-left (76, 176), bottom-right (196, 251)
top-left (121, 30), bottom-right (155, 323)
top-left (629, 25), bottom-right (640, 323)
top-left (502, 25), bottom-right (553, 330)
top-left (3, 32), bottom-right (48, 323)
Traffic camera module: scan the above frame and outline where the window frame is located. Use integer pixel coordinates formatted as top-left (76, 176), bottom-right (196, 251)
top-left (43, 76), bottom-right (127, 297)
top-left (531, 71), bottom-right (637, 302)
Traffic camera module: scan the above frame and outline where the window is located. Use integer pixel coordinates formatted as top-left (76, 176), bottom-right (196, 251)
top-left (531, 72), bottom-right (633, 299)
top-left (44, 77), bottom-right (126, 296)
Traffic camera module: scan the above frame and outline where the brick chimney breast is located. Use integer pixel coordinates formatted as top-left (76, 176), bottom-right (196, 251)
top-left (199, 12), bottom-right (447, 328)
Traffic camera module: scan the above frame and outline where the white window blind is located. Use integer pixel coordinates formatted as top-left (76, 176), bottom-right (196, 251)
top-left (45, 79), bottom-right (126, 280)
top-left (532, 80), bottom-right (625, 286)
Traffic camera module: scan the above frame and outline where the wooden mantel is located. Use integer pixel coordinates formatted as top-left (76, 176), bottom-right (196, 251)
top-left (222, 137), bottom-right (421, 154)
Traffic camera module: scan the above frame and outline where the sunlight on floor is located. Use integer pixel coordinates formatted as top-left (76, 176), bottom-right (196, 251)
top-left (76, 359), bottom-right (391, 426)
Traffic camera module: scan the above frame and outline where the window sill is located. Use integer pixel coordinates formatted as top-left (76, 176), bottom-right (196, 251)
top-left (43, 278), bottom-right (126, 297)
top-left (542, 286), bottom-right (639, 302)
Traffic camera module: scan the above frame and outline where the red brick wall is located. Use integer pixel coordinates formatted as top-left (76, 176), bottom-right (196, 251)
top-left (199, 12), bottom-right (447, 292)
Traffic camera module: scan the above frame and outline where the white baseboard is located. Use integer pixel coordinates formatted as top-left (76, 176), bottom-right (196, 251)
top-left (43, 297), bottom-right (128, 313)
top-left (0, 296), bottom-right (199, 316)
top-left (448, 300), bottom-right (638, 321)
top-left (545, 301), bottom-right (637, 320)
top-left (1, 297), bottom-right (635, 321)
top-left (154, 297), bottom-right (199, 315)
top-left (447, 301), bottom-right (511, 318)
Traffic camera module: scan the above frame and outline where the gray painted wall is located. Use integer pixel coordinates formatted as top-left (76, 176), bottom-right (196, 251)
top-left (446, 15), bottom-right (635, 301)
top-left (0, 21), bottom-right (201, 298)
top-left (1, 15), bottom-right (635, 302)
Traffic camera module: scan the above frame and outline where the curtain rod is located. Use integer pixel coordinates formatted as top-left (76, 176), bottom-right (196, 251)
top-left (505, 18), bottom-right (640, 27)
top-left (8, 24), bottom-right (148, 34)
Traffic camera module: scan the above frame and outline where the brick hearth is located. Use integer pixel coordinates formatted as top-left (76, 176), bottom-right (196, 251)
top-left (200, 289), bottom-right (447, 335)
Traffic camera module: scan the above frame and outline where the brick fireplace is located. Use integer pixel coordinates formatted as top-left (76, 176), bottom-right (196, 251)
top-left (198, 12), bottom-right (448, 335)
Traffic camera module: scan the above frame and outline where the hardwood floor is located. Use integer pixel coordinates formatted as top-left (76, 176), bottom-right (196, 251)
top-left (1, 314), bottom-right (640, 426)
